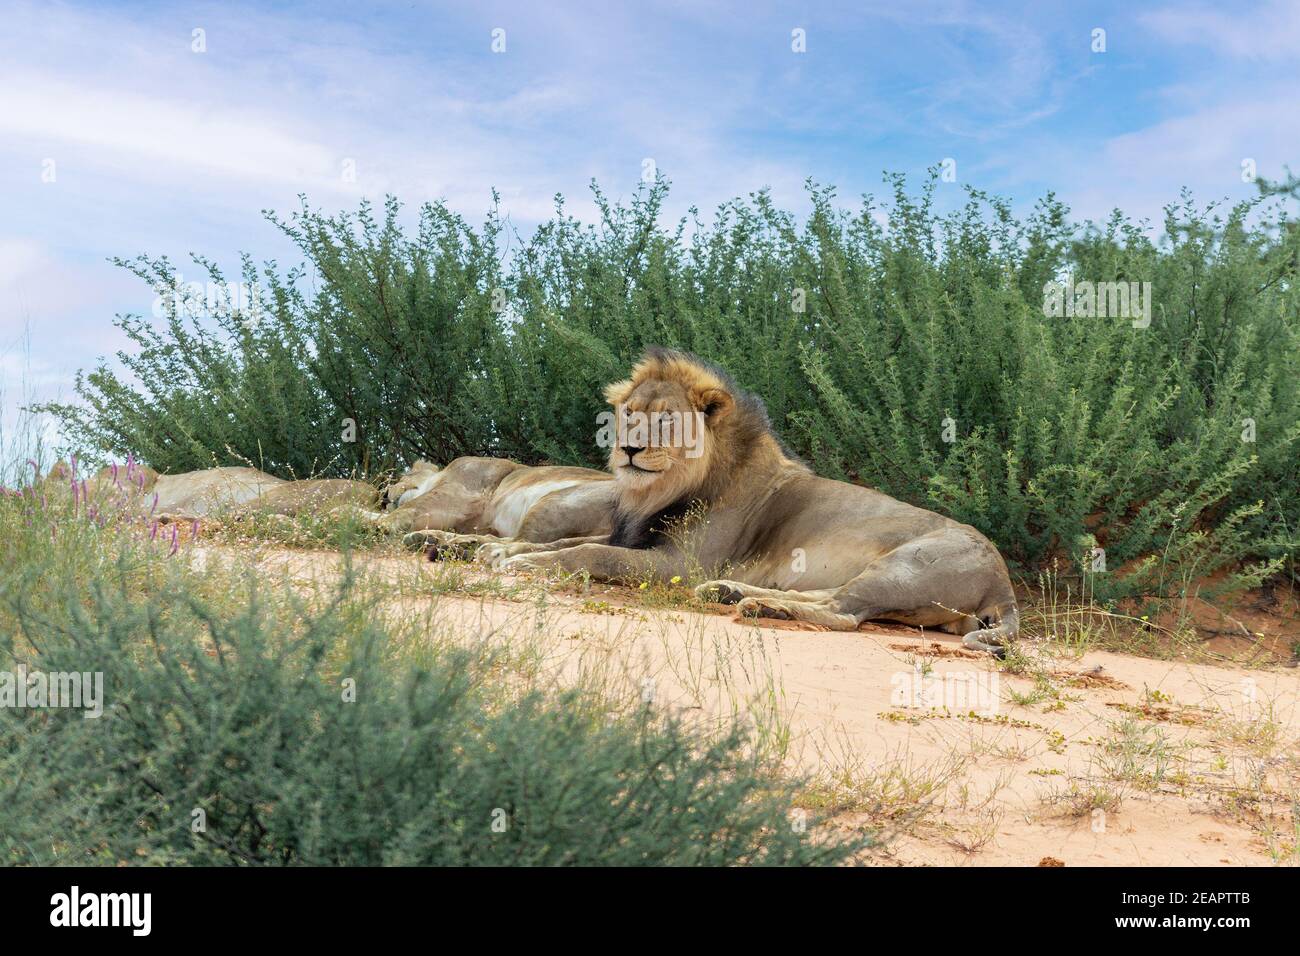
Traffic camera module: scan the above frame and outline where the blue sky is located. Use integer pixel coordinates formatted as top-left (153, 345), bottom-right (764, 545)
top-left (2, 0), bottom-right (1298, 446)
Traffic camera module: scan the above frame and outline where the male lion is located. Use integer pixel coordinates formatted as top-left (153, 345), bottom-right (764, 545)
top-left (492, 348), bottom-right (1019, 655)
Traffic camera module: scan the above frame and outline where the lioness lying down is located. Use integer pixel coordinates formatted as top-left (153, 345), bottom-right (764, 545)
top-left (486, 348), bottom-right (1020, 655)
top-left (235, 478), bottom-right (379, 517)
top-left (381, 456), bottom-right (615, 549)
top-left (44, 460), bottom-right (287, 517)
top-left (44, 460), bottom-right (377, 521)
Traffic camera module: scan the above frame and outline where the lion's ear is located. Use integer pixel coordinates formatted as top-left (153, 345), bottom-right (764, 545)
top-left (604, 379), bottom-right (634, 406)
top-left (690, 385), bottom-right (733, 422)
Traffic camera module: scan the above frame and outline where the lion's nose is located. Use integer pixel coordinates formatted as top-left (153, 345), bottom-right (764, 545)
top-left (621, 445), bottom-right (644, 461)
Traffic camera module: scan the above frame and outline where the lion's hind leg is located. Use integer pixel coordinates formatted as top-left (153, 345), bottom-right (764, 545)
top-left (957, 602), bottom-right (1019, 657)
top-left (937, 614), bottom-right (1007, 657)
top-left (823, 532), bottom-right (1018, 656)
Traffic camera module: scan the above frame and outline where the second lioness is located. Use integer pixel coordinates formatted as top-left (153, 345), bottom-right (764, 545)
top-left (382, 456), bottom-right (616, 551)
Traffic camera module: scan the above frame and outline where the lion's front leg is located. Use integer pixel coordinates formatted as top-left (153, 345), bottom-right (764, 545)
top-left (733, 595), bottom-right (859, 630)
top-left (405, 529), bottom-right (498, 560)
top-left (499, 542), bottom-right (680, 582)
top-left (478, 534), bottom-right (610, 569)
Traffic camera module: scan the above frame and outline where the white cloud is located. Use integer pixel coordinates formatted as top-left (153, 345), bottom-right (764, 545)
top-left (0, 0), bottom-right (822, 437)
top-left (0, 0), bottom-right (819, 225)
top-left (1141, 1), bottom-right (1300, 61)
top-left (1026, 97), bottom-right (1294, 227)
top-left (0, 239), bottom-right (46, 292)
top-left (0, 75), bottom-right (355, 193)
top-left (0, 238), bottom-right (125, 339)
top-left (3, 0), bottom-right (1295, 449)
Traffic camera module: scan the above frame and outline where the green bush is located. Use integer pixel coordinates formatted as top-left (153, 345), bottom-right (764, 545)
top-left (42, 172), bottom-right (1300, 600)
top-left (0, 495), bottom-right (854, 866)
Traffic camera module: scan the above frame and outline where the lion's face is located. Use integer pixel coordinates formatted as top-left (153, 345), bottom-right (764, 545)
top-left (605, 368), bottom-right (732, 512)
top-left (383, 459), bottom-right (441, 510)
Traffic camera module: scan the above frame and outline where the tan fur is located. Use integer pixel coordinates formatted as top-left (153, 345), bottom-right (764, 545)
top-left (381, 459), bottom-right (440, 509)
top-left (236, 478), bottom-right (379, 517)
top-left (378, 457), bottom-right (523, 535)
top-left (500, 349), bottom-right (1020, 655)
top-left (45, 462), bottom-right (286, 518)
top-left (41, 460), bottom-right (386, 522)
top-left (380, 457), bottom-right (615, 553)
top-left (37, 459), bottom-right (164, 512)
top-left (150, 467), bottom-right (287, 517)
top-left (42, 459), bottom-right (161, 497)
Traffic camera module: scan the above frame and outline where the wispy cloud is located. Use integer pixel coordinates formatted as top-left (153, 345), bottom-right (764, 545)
top-left (1, 0), bottom-right (1296, 439)
top-left (0, 74), bottom-right (350, 191)
top-left (1140, 0), bottom-right (1300, 60)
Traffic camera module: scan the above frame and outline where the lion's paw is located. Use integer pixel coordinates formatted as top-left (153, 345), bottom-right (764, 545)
top-left (498, 551), bottom-right (557, 574)
top-left (696, 580), bottom-right (747, 605)
top-left (962, 631), bottom-right (1008, 659)
top-left (402, 530), bottom-right (444, 553)
top-left (476, 543), bottom-right (510, 569)
top-left (736, 597), bottom-right (793, 621)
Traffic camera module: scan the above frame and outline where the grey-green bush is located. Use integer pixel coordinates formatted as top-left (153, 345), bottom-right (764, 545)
top-left (42, 172), bottom-right (1300, 602)
top-left (0, 495), bottom-right (856, 866)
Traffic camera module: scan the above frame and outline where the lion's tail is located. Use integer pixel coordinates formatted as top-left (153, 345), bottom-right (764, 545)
top-left (962, 598), bottom-right (1020, 657)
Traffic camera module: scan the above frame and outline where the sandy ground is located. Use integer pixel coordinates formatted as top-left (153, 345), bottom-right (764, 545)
top-left (199, 543), bottom-right (1300, 867)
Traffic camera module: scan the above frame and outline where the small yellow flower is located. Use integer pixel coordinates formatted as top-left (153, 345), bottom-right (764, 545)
top-left (670, 575), bottom-right (682, 584)
top-left (639, 582), bottom-right (648, 590)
